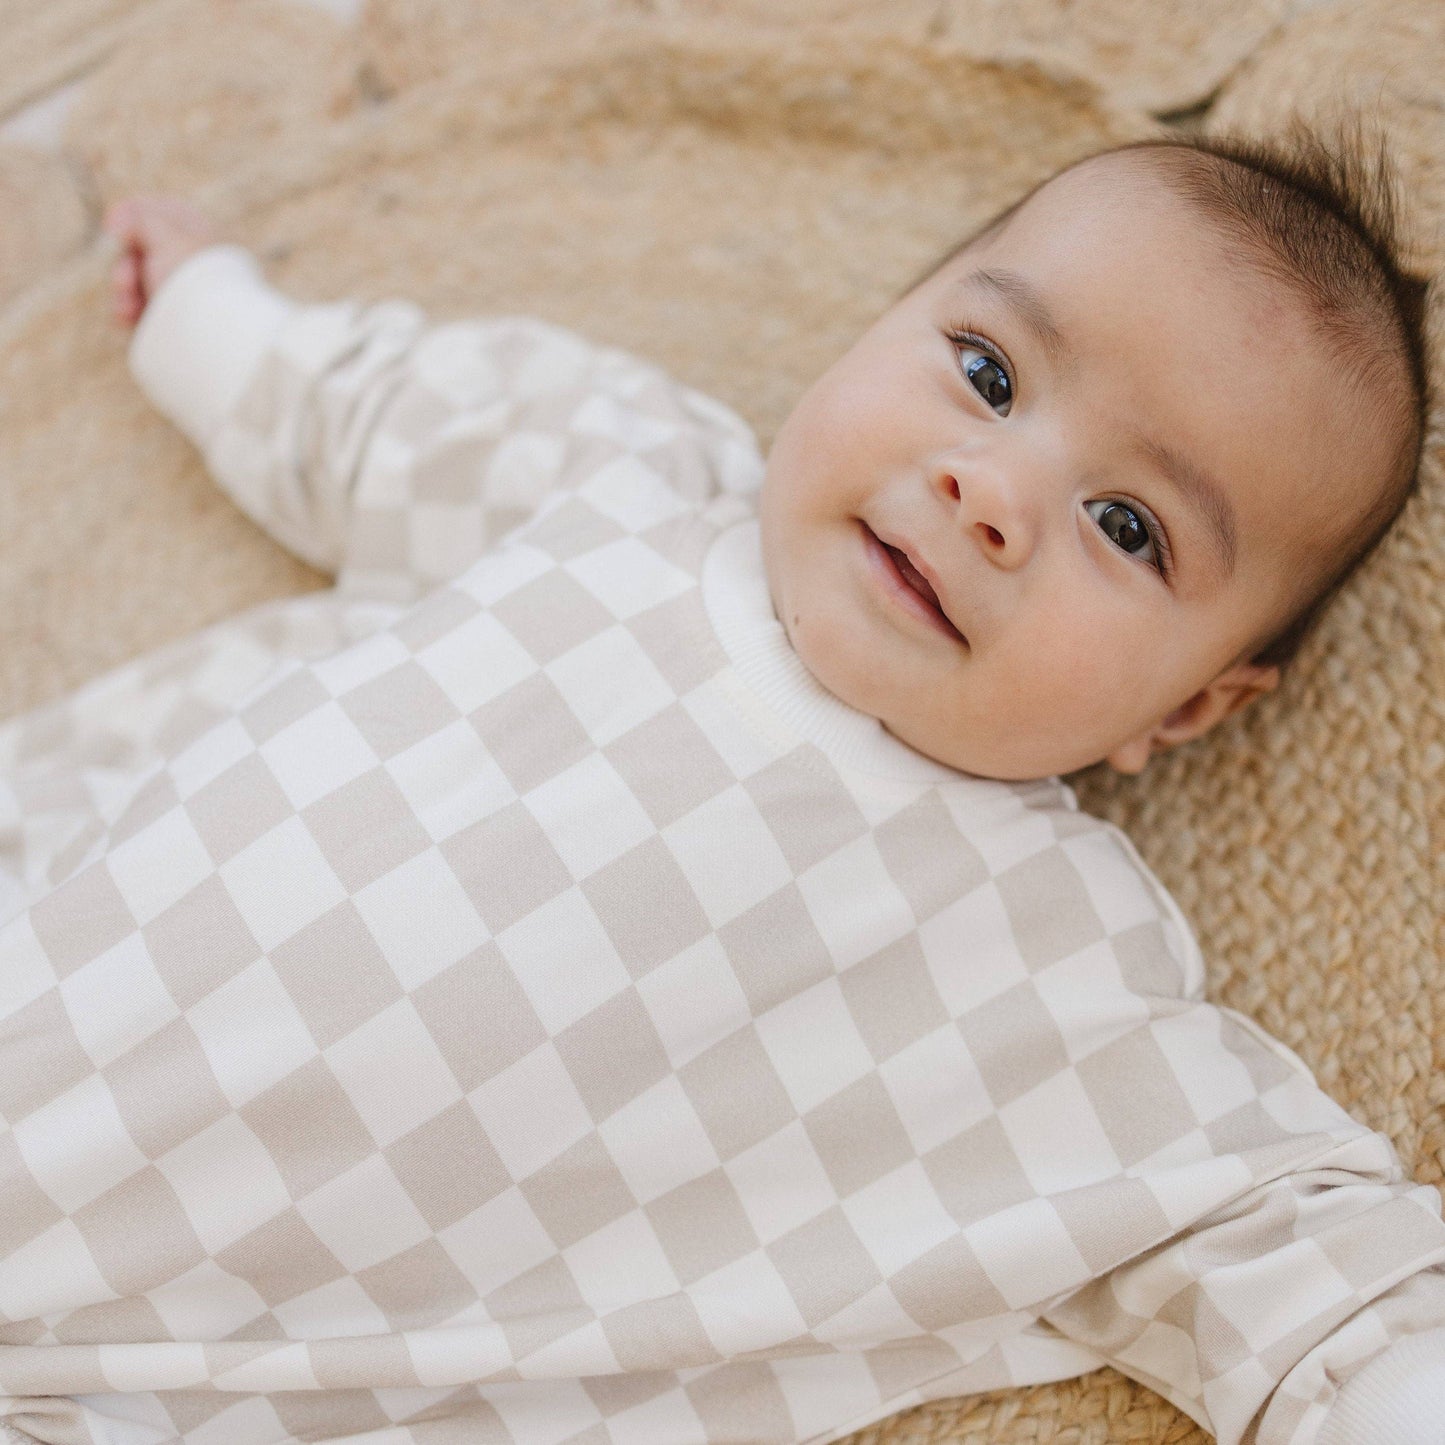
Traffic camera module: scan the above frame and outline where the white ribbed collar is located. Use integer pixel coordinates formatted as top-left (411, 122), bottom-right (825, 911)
top-left (700, 516), bottom-right (1048, 798)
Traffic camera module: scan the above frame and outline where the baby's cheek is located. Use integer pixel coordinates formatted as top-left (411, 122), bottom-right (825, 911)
top-left (769, 397), bottom-right (871, 527)
top-left (804, 355), bottom-right (898, 450)
top-left (788, 603), bottom-right (868, 714)
top-left (835, 368), bottom-right (902, 442)
top-left (1004, 631), bottom-right (1109, 729)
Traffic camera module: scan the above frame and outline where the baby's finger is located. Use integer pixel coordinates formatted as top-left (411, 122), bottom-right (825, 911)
top-left (110, 248), bottom-right (145, 325)
top-left (111, 246), bottom-right (140, 294)
top-left (102, 198), bottom-right (140, 240)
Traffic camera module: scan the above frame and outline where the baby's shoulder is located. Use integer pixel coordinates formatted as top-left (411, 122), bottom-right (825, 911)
top-left (945, 780), bottom-right (1208, 1003)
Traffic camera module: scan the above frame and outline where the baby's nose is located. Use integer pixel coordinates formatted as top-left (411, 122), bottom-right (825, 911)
top-left (934, 459), bottom-right (1036, 569)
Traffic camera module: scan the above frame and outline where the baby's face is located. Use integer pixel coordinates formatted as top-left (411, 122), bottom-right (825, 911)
top-left (759, 153), bottom-right (1389, 779)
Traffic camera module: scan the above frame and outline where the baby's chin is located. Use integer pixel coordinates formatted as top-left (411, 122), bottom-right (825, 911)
top-left (881, 725), bottom-right (1068, 782)
top-left (876, 703), bottom-right (1117, 782)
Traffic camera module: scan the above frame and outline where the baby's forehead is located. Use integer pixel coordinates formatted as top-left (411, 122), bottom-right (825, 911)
top-left (954, 157), bottom-right (1335, 352)
top-left (986, 152), bottom-right (1227, 260)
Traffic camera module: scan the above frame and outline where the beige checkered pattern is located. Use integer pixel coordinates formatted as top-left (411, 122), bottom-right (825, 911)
top-left (0, 249), bottom-right (1441, 1445)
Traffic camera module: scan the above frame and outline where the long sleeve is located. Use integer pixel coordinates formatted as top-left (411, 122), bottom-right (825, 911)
top-left (128, 245), bottom-right (761, 604)
top-left (1034, 999), bottom-right (1445, 1445)
top-left (1316, 1327), bottom-right (1445, 1445)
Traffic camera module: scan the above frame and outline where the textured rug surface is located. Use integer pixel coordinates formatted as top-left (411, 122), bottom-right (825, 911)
top-left (0, 2), bottom-right (1441, 1442)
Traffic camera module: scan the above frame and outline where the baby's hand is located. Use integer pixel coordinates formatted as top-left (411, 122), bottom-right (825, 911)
top-left (103, 195), bottom-right (218, 328)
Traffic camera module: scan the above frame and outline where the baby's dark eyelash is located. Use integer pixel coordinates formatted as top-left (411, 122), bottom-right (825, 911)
top-left (1143, 510), bottom-right (1174, 581)
top-left (944, 326), bottom-right (1013, 395)
top-left (1099, 499), bottom-right (1175, 583)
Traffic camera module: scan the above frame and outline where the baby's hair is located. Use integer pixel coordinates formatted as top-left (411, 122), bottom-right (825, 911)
top-left (908, 119), bottom-right (1434, 672)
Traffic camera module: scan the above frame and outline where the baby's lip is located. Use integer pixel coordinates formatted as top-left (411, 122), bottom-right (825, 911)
top-left (868, 523), bottom-right (969, 645)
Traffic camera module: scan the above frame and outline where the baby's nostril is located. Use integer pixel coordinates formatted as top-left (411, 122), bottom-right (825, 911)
top-left (948, 478), bottom-right (960, 502)
top-left (984, 525), bottom-right (1004, 547)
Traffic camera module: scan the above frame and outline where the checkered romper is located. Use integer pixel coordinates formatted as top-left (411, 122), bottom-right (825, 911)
top-left (1, 248), bottom-right (1442, 1445)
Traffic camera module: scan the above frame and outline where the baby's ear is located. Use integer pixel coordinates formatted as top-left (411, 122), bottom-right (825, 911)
top-left (1105, 660), bottom-right (1280, 775)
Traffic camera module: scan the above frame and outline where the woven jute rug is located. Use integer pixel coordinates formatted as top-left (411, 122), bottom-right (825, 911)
top-left (0, 2), bottom-right (1440, 1441)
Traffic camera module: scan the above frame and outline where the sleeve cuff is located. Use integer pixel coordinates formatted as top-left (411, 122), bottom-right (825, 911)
top-left (1317, 1327), bottom-right (1445, 1445)
top-left (128, 243), bottom-right (295, 450)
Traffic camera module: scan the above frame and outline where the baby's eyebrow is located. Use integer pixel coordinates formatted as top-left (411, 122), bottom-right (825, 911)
top-left (963, 268), bottom-right (1073, 370)
top-left (960, 265), bottom-right (1239, 580)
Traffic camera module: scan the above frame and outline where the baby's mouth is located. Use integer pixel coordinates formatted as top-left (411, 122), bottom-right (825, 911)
top-left (863, 524), bottom-right (968, 645)
top-left (884, 544), bottom-right (943, 613)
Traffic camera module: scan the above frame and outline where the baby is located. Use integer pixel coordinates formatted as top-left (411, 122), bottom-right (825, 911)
top-left (0, 128), bottom-right (1441, 1445)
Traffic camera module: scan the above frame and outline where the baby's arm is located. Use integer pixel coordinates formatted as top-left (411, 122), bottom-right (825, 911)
top-left (106, 197), bottom-right (754, 603)
top-left (1034, 1005), bottom-right (1445, 1444)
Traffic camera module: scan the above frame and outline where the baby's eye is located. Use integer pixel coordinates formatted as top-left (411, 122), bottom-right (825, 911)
top-left (966, 354), bottom-right (1012, 415)
top-left (1086, 499), bottom-right (1161, 571)
top-left (950, 334), bottom-right (1013, 416)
